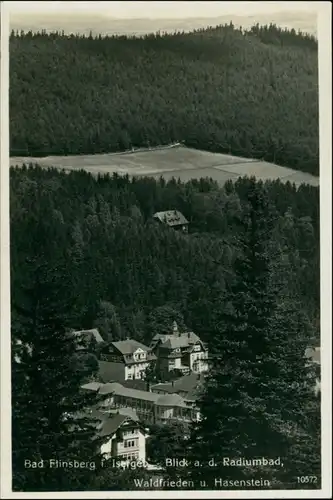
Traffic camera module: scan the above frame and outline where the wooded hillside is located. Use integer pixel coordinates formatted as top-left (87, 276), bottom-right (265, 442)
top-left (10, 167), bottom-right (320, 345)
top-left (10, 24), bottom-right (319, 175)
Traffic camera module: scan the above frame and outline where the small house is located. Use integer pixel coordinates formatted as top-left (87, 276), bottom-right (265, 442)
top-left (153, 210), bottom-right (189, 233)
top-left (71, 328), bottom-right (104, 351)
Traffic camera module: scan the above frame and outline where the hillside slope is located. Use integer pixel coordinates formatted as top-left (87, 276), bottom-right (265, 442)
top-left (10, 144), bottom-right (319, 187)
top-left (10, 24), bottom-right (318, 175)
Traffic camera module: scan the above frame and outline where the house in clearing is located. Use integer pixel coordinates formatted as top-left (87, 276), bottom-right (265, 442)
top-left (153, 210), bottom-right (189, 233)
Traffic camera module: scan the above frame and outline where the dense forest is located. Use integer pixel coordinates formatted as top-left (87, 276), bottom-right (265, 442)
top-left (10, 167), bottom-right (320, 346)
top-left (10, 23), bottom-right (319, 175)
top-left (11, 166), bottom-right (320, 490)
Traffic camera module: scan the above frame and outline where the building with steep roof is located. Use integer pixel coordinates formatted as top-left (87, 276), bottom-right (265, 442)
top-left (150, 321), bottom-right (208, 375)
top-left (71, 328), bottom-right (104, 351)
top-left (81, 380), bottom-right (201, 425)
top-left (100, 339), bottom-right (156, 381)
top-left (153, 210), bottom-right (189, 233)
top-left (151, 372), bottom-right (205, 400)
top-left (85, 406), bottom-right (148, 463)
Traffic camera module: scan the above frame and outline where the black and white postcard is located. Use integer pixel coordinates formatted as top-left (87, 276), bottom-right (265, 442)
top-left (1, 1), bottom-right (332, 498)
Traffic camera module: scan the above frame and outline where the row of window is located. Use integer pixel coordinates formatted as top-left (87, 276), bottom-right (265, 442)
top-left (112, 398), bottom-right (198, 421)
top-left (119, 452), bottom-right (139, 461)
top-left (122, 429), bottom-right (137, 438)
top-left (116, 396), bottom-right (154, 410)
top-left (126, 353), bottom-right (147, 362)
top-left (126, 373), bottom-right (143, 380)
top-left (123, 439), bottom-right (138, 448)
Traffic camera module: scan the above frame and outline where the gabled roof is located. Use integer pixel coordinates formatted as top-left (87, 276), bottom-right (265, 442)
top-left (151, 373), bottom-right (203, 396)
top-left (95, 382), bottom-right (159, 402)
top-left (99, 413), bottom-right (128, 437)
top-left (69, 405), bottom-right (141, 438)
top-left (114, 386), bottom-right (159, 402)
top-left (71, 328), bottom-right (104, 345)
top-left (81, 381), bottom-right (104, 392)
top-left (81, 381), bottom-right (195, 408)
top-left (159, 332), bottom-right (202, 350)
top-left (108, 407), bottom-right (139, 421)
top-left (111, 339), bottom-right (150, 355)
top-left (151, 334), bottom-right (174, 346)
top-left (153, 210), bottom-right (189, 227)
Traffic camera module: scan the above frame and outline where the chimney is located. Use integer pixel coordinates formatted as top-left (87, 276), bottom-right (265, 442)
top-left (172, 321), bottom-right (178, 334)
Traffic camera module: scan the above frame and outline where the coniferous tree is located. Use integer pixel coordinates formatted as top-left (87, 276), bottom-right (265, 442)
top-left (11, 258), bottom-right (103, 492)
top-left (263, 294), bottom-right (321, 488)
top-left (9, 167), bottom-right (320, 492)
top-left (185, 180), bottom-right (311, 489)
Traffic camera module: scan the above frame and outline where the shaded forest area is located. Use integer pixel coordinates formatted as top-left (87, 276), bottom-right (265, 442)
top-left (10, 24), bottom-right (319, 175)
top-left (11, 166), bottom-right (320, 491)
top-left (10, 166), bottom-right (320, 347)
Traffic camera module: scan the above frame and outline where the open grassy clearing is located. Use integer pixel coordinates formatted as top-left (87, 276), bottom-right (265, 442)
top-left (11, 145), bottom-right (319, 188)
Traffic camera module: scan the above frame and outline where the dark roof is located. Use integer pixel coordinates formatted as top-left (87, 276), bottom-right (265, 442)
top-left (98, 361), bottom-right (125, 383)
top-left (111, 339), bottom-right (150, 355)
top-left (90, 381), bottom-right (158, 402)
top-left (74, 406), bottom-right (141, 438)
top-left (81, 381), bottom-right (104, 392)
top-left (158, 332), bottom-right (201, 350)
top-left (155, 394), bottom-right (187, 407)
top-left (123, 379), bottom-right (148, 391)
top-left (114, 386), bottom-right (159, 402)
top-left (99, 413), bottom-right (128, 437)
top-left (72, 328), bottom-right (104, 344)
top-left (151, 373), bottom-right (204, 396)
top-left (153, 210), bottom-right (189, 227)
top-left (82, 381), bottom-right (194, 408)
top-left (98, 382), bottom-right (124, 395)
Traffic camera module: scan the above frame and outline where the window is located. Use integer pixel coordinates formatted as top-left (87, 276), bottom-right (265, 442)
top-left (123, 430), bottom-right (135, 438)
top-left (124, 439), bottom-right (137, 448)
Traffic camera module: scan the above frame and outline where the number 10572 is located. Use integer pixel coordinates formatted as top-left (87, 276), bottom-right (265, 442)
top-left (297, 476), bottom-right (318, 484)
